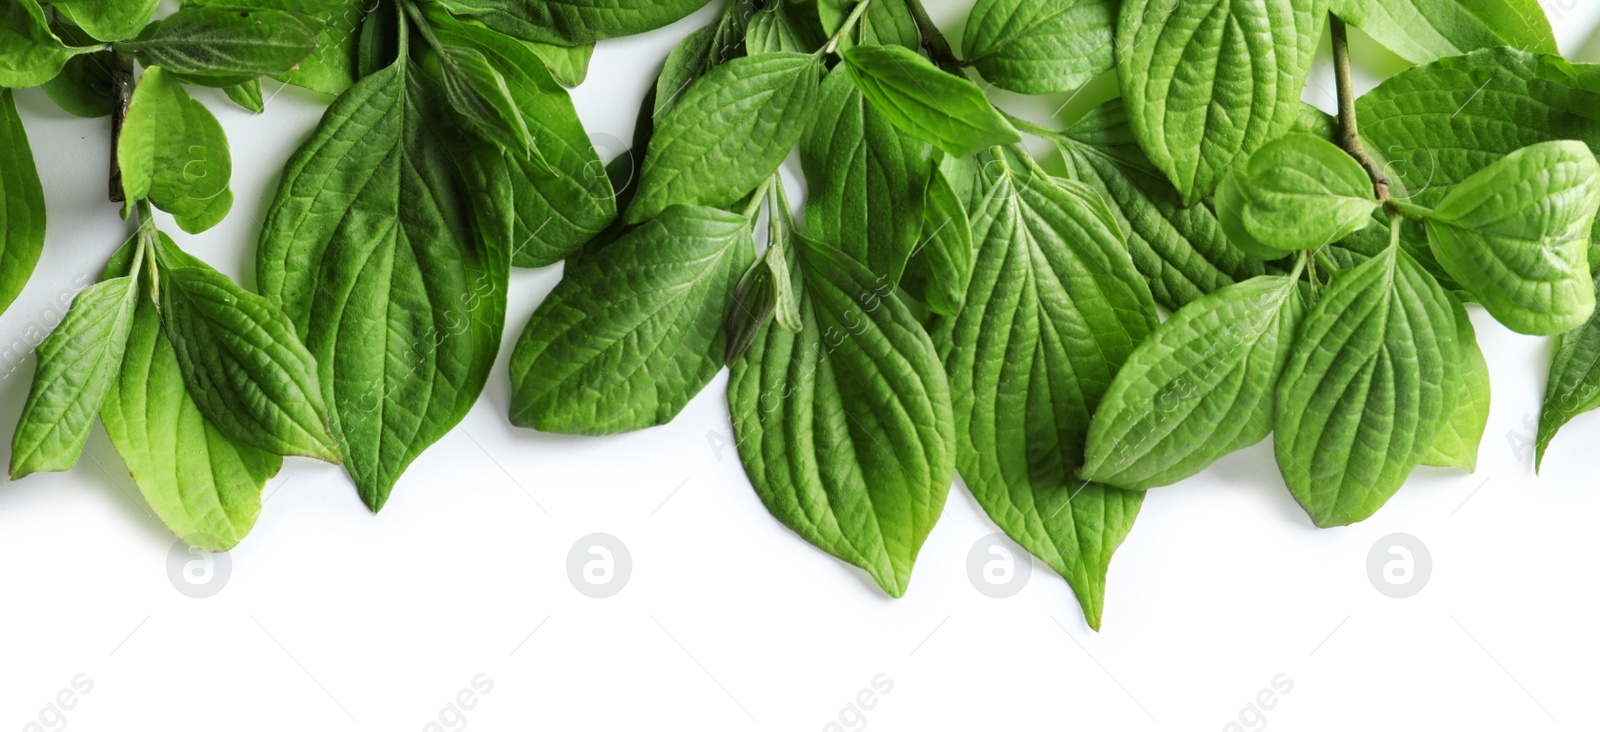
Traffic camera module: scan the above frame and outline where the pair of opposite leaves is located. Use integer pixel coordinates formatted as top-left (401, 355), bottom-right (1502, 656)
top-left (1085, 133), bottom-right (1599, 528)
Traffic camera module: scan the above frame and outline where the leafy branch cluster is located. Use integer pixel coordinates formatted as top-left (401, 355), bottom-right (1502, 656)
top-left (4, 0), bottom-right (1600, 632)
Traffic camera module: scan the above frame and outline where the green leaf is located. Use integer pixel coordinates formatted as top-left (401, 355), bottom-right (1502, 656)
top-left (1422, 141), bottom-right (1600, 336)
top-left (1274, 236), bottom-right (1459, 528)
top-left (117, 66), bottom-right (234, 233)
top-left (935, 149), bottom-right (1157, 629)
top-left (1537, 271), bottom-right (1600, 469)
top-left (1083, 274), bottom-right (1303, 490)
top-left (801, 66), bottom-right (933, 283)
top-left (0, 88), bottom-right (44, 316)
top-left (509, 204), bottom-right (753, 434)
top-left (225, 78), bottom-right (265, 113)
top-left (962, 0), bottom-right (1115, 95)
top-left (1358, 49), bottom-right (1600, 216)
top-left (1056, 99), bottom-right (1267, 311)
top-left (729, 236), bottom-right (954, 597)
top-left (525, 40), bottom-right (592, 87)
top-left (428, 18), bottom-right (615, 267)
top-left (841, 44), bottom-right (1020, 158)
top-left (193, 0), bottom-right (367, 94)
top-left (101, 289), bottom-right (280, 552)
top-left (11, 268), bottom-right (141, 479)
top-left (1116, 0), bottom-right (1324, 206)
top-left (833, 0), bottom-right (919, 51)
top-left (627, 52), bottom-right (820, 224)
top-left (117, 5), bottom-right (320, 87)
top-left (654, 3), bottom-right (750, 117)
top-left (48, 0), bottom-right (158, 42)
top-left (426, 0), bottom-right (714, 46)
top-left (1, 0), bottom-right (100, 88)
top-left (1217, 133), bottom-right (1378, 253)
top-left (153, 235), bottom-right (339, 463)
top-left (901, 167), bottom-right (974, 316)
top-left (1213, 170), bottom-right (1295, 262)
top-left (414, 4), bottom-right (536, 158)
top-left (1424, 297), bottom-right (1488, 471)
top-left (257, 59), bottom-right (509, 511)
top-left (1326, 0), bottom-right (1556, 65)
top-left (747, 2), bottom-right (824, 54)
top-left (42, 50), bottom-right (114, 117)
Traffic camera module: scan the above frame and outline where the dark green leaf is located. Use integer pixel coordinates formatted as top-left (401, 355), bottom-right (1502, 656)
top-left (193, 0), bottom-right (367, 94)
top-left (747, 2), bottom-right (824, 54)
top-left (841, 43), bottom-right (1020, 158)
top-left (42, 50), bottom-right (114, 116)
top-left (117, 5), bottom-right (320, 87)
top-left (901, 167), bottom-right (974, 316)
top-left (427, 0), bottom-right (714, 46)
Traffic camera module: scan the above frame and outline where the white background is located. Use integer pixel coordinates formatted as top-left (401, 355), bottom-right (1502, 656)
top-left (4, 2), bottom-right (1600, 730)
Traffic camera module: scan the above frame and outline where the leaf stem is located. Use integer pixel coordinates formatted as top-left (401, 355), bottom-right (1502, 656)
top-left (822, 0), bottom-right (874, 55)
top-left (741, 177), bottom-right (774, 219)
top-left (997, 109), bottom-right (1067, 142)
top-left (1329, 15), bottom-right (1389, 201)
top-left (903, 0), bottom-right (963, 75)
top-left (108, 50), bottom-right (134, 204)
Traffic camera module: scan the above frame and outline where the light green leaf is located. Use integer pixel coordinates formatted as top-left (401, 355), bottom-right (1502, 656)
top-left (42, 50), bottom-right (114, 116)
top-left (526, 40), bottom-right (592, 87)
top-left (1116, 0), bottom-right (1324, 205)
top-left (257, 58), bottom-right (509, 511)
top-left (1217, 133), bottom-right (1378, 253)
top-left (627, 52), bottom-right (819, 224)
top-left (1274, 236), bottom-right (1459, 528)
top-left (1326, 0), bottom-right (1556, 65)
top-left (801, 66), bottom-right (933, 283)
top-left (1084, 274), bottom-right (1303, 490)
top-left (1056, 99), bottom-right (1267, 311)
top-left (901, 167), bottom-right (974, 316)
top-left (429, 18), bottom-right (615, 268)
top-left (192, 0), bottom-right (367, 94)
top-left (509, 205), bottom-right (753, 434)
top-left (962, 0), bottom-right (1115, 95)
top-left (11, 268), bottom-right (141, 479)
top-left (1213, 172), bottom-right (1295, 262)
top-left (726, 205), bottom-right (804, 365)
top-left (935, 149), bottom-right (1158, 629)
top-left (153, 235), bottom-right (339, 463)
top-left (729, 236), bottom-right (953, 597)
top-left (48, 0), bottom-right (158, 42)
top-left (1424, 297), bottom-right (1488, 471)
top-left (102, 290), bottom-right (280, 552)
top-left (1537, 271), bottom-right (1600, 469)
top-left (833, 0), bottom-right (919, 51)
top-left (225, 79), bottom-right (265, 113)
top-left (1, 0), bottom-right (100, 88)
top-left (841, 43), bottom-right (1020, 158)
top-left (426, 0), bottom-right (714, 46)
top-left (0, 88), bottom-right (44, 316)
top-left (1422, 140), bottom-right (1600, 335)
top-left (116, 5), bottom-right (320, 87)
top-left (118, 67), bottom-right (234, 233)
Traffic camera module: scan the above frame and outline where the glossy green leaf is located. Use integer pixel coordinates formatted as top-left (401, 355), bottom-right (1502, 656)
top-left (1422, 141), bottom-right (1600, 336)
top-left (102, 289), bottom-right (280, 552)
top-left (1213, 171), bottom-right (1294, 262)
top-left (1084, 274), bottom-right (1303, 490)
top-left (747, 2), bottom-right (824, 54)
top-left (935, 149), bottom-right (1157, 629)
top-left (1424, 297), bottom-right (1488, 471)
top-left (429, 19), bottom-right (614, 268)
top-left (118, 67), bottom-right (234, 233)
top-left (628, 52), bottom-right (819, 224)
top-left (1537, 271), bottom-right (1600, 469)
top-left (0, 88), bottom-right (44, 316)
top-left (42, 50), bottom-right (114, 116)
top-left (49, 0), bottom-right (158, 42)
top-left (426, 0), bottom-right (714, 46)
top-left (901, 167), bottom-right (974, 316)
top-left (729, 237), bottom-right (954, 597)
top-left (257, 58), bottom-right (509, 511)
top-left (962, 0), bottom-right (1115, 95)
top-left (1217, 133), bottom-right (1378, 253)
top-left (509, 205), bottom-right (753, 434)
top-left (829, 0), bottom-right (919, 51)
top-left (1056, 99), bottom-right (1267, 311)
top-left (413, 5), bottom-right (537, 158)
top-left (1116, 0), bottom-right (1324, 205)
top-left (1326, 0), bottom-right (1556, 65)
top-left (193, 0), bottom-right (367, 94)
top-left (654, 3), bottom-right (750, 117)
top-left (1, 0), bottom-right (100, 87)
top-left (841, 44), bottom-right (1020, 158)
top-left (1274, 237), bottom-right (1459, 528)
top-left (801, 66), bottom-right (933, 284)
top-left (153, 235), bottom-right (339, 463)
top-left (117, 5), bottom-right (320, 87)
top-left (526, 40), bottom-right (593, 87)
top-left (225, 79), bottom-right (265, 113)
top-left (11, 268), bottom-right (141, 479)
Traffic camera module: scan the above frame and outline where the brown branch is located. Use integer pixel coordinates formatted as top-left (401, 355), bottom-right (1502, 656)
top-left (904, 0), bottom-right (963, 75)
top-left (108, 51), bottom-right (134, 204)
top-left (1330, 15), bottom-right (1389, 201)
